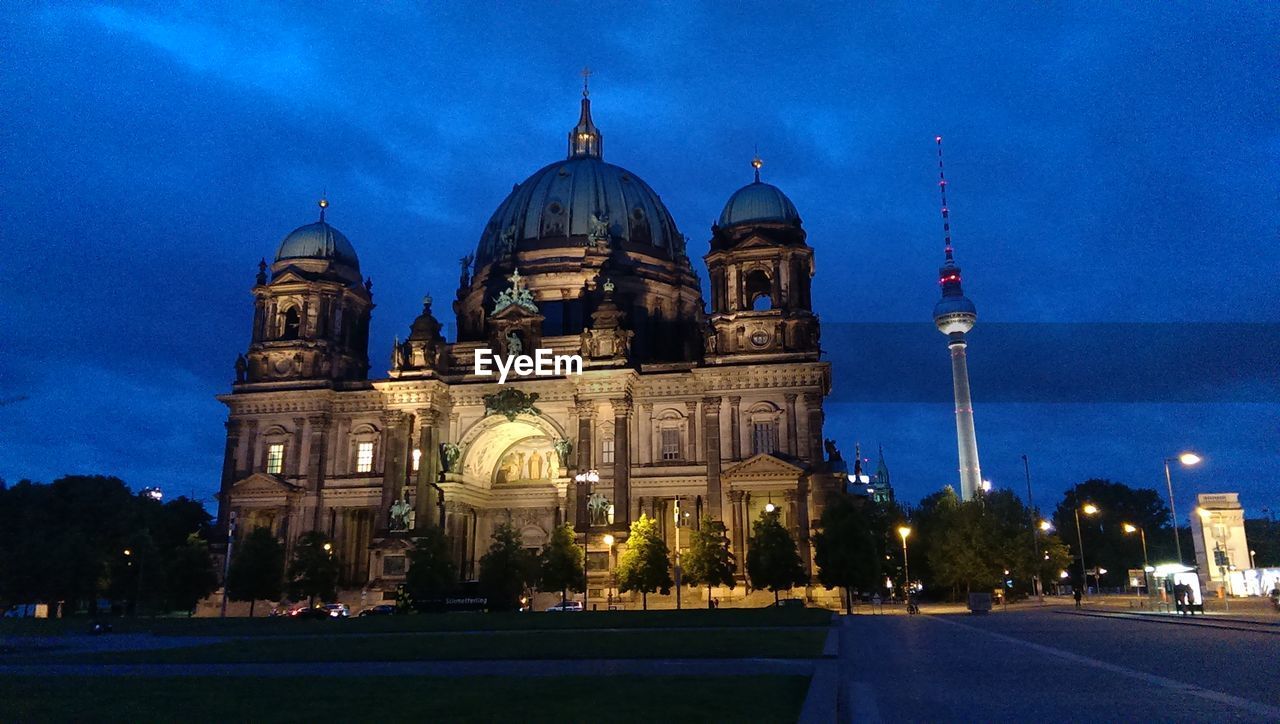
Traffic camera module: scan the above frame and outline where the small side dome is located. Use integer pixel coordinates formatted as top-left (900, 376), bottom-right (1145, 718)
top-left (275, 200), bottom-right (360, 270)
top-left (718, 181), bottom-right (801, 228)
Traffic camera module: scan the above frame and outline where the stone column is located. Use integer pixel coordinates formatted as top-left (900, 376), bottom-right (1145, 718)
top-left (795, 477), bottom-right (813, 574)
top-left (574, 399), bottom-right (595, 529)
top-left (612, 397), bottom-right (632, 527)
top-left (289, 417), bottom-right (306, 478)
top-left (379, 410), bottom-right (408, 531)
top-left (729, 490), bottom-right (746, 571)
top-left (640, 403), bottom-right (653, 465)
top-left (414, 408), bottom-right (442, 530)
top-left (784, 393), bottom-right (799, 456)
top-left (217, 419), bottom-right (241, 533)
top-left (802, 392), bottom-right (824, 464)
top-left (307, 414), bottom-right (330, 529)
top-left (685, 400), bottom-right (699, 461)
top-left (702, 396), bottom-right (723, 519)
top-left (728, 396), bottom-right (742, 460)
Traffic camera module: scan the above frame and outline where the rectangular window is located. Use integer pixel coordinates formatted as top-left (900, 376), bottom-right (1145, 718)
top-left (266, 443), bottom-right (285, 475)
top-left (601, 439), bottom-right (615, 464)
top-left (661, 428), bottom-right (681, 461)
top-left (356, 442), bottom-right (375, 473)
top-left (752, 422), bottom-right (778, 455)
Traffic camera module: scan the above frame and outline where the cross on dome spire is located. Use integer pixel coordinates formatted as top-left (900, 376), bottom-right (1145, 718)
top-left (581, 66), bottom-right (592, 98)
top-left (318, 197), bottom-right (328, 222)
top-left (751, 153), bottom-right (763, 183)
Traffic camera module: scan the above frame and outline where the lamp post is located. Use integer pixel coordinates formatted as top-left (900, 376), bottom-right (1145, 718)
top-left (897, 526), bottom-right (912, 597)
top-left (673, 498), bottom-right (685, 610)
top-left (1022, 455), bottom-right (1043, 602)
top-left (1074, 502), bottom-right (1099, 596)
top-left (219, 512), bottom-right (237, 618)
top-left (1163, 452), bottom-right (1201, 564)
top-left (1123, 523), bottom-right (1150, 598)
top-left (603, 533), bottom-right (616, 608)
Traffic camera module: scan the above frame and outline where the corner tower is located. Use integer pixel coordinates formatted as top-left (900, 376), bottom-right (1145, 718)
top-left (704, 156), bottom-right (820, 362)
top-left (237, 199), bottom-right (374, 386)
top-left (931, 137), bottom-right (982, 501)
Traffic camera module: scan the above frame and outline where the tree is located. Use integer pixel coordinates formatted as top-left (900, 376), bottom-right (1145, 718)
top-left (288, 531), bottom-right (341, 606)
top-left (539, 523), bottom-right (585, 604)
top-left (404, 526), bottom-right (456, 608)
top-left (680, 516), bottom-right (736, 608)
top-left (616, 514), bottom-right (673, 610)
top-left (814, 495), bottom-right (881, 613)
top-left (1052, 480), bottom-right (1172, 588)
top-left (746, 509), bottom-right (807, 604)
top-left (478, 523), bottom-right (537, 612)
top-left (226, 526), bottom-right (284, 616)
top-left (166, 534), bottom-right (218, 615)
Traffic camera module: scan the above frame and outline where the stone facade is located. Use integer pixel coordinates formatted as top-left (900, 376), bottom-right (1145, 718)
top-left (216, 95), bottom-right (839, 597)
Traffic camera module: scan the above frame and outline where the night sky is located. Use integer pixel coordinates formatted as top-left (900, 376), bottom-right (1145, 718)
top-left (2, 4), bottom-right (1277, 521)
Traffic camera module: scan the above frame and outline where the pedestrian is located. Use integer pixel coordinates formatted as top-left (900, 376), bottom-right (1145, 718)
top-left (1073, 586), bottom-right (1082, 609)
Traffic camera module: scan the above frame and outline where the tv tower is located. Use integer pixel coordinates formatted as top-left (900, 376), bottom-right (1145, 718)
top-left (932, 136), bottom-right (983, 501)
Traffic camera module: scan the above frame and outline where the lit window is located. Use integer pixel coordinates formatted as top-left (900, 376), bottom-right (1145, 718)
top-left (266, 443), bottom-right (285, 475)
top-left (356, 442), bottom-right (375, 473)
top-left (411, 448), bottom-right (422, 472)
top-left (602, 439), bottom-right (615, 464)
top-left (661, 429), bottom-right (681, 461)
top-left (752, 422), bottom-right (778, 455)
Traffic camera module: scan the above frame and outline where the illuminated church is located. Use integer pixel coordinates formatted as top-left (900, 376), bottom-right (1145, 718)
top-left (215, 84), bottom-right (839, 601)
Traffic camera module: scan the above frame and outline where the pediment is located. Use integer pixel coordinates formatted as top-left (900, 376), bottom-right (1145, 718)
top-left (722, 453), bottom-right (806, 480)
top-left (230, 473), bottom-right (304, 497)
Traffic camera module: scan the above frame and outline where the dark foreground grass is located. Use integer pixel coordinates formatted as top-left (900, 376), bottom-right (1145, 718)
top-left (0, 675), bottom-right (810, 723)
top-left (65, 628), bottom-right (827, 664)
top-left (2, 607), bottom-right (832, 637)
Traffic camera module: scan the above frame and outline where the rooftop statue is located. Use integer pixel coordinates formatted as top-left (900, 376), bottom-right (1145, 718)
top-left (493, 269), bottom-right (539, 315)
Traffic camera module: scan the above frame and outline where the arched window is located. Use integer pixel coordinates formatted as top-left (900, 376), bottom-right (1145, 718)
top-left (744, 269), bottom-right (772, 311)
top-left (282, 307), bottom-right (301, 340)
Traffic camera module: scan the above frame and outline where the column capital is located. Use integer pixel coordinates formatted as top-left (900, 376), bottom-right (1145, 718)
top-left (783, 392), bottom-right (798, 403)
top-left (225, 419), bottom-right (242, 434)
top-left (610, 397), bottom-right (633, 417)
top-left (802, 392), bottom-right (822, 407)
top-left (701, 396), bottom-right (722, 415)
top-left (783, 489), bottom-right (799, 503)
top-left (640, 402), bottom-right (653, 413)
top-left (684, 400), bottom-right (698, 414)
top-left (415, 407), bottom-right (441, 427)
top-left (306, 413), bottom-right (331, 428)
top-left (729, 490), bottom-right (746, 503)
top-left (380, 409), bottom-right (407, 427)
top-left (728, 396), bottom-right (741, 408)
top-left (575, 399), bottom-right (597, 418)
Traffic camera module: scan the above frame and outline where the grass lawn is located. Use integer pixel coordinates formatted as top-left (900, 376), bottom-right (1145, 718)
top-left (0, 674), bottom-right (810, 723)
top-left (2, 607), bottom-right (832, 638)
top-left (61, 627), bottom-right (827, 664)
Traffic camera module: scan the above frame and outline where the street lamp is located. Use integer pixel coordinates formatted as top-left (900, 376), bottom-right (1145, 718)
top-left (1163, 452), bottom-right (1201, 564)
top-left (1039, 520), bottom-right (1054, 532)
top-left (897, 526), bottom-right (912, 596)
top-left (1123, 523), bottom-right (1151, 598)
top-left (1074, 502), bottom-right (1099, 597)
top-left (1250, 549), bottom-right (1257, 569)
top-left (673, 498), bottom-right (688, 610)
top-left (603, 533), bottom-right (616, 606)
top-left (980, 480), bottom-right (992, 493)
top-left (1022, 455), bottom-right (1043, 603)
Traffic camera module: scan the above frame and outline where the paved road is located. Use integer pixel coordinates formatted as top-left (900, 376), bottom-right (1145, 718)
top-left (838, 608), bottom-right (1280, 722)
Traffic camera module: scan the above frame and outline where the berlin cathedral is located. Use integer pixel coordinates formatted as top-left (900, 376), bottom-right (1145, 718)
top-left (215, 86), bottom-right (850, 601)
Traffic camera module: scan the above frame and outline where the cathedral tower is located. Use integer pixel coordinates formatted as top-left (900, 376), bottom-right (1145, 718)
top-left (704, 156), bottom-right (820, 362)
top-left (931, 137), bottom-right (983, 501)
top-left (237, 200), bottom-right (374, 386)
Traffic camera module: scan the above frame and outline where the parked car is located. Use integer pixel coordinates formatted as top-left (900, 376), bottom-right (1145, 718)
top-left (291, 607), bottom-right (332, 621)
top-left (358, 604), bottom-right (397, 617)
top-left (321, 603), bottom-right (350, 618)
top-left (546, 600), bottom-right (584, 612)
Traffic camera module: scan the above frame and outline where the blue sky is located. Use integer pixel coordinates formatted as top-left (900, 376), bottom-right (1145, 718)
top-left (1, 3), bottom-right (1276, 519)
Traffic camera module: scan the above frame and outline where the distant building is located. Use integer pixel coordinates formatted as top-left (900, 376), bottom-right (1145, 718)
top-left (844, 444), bottom-right (895, 505)
top-left (1191, 492), bottom-right (1251, 596)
